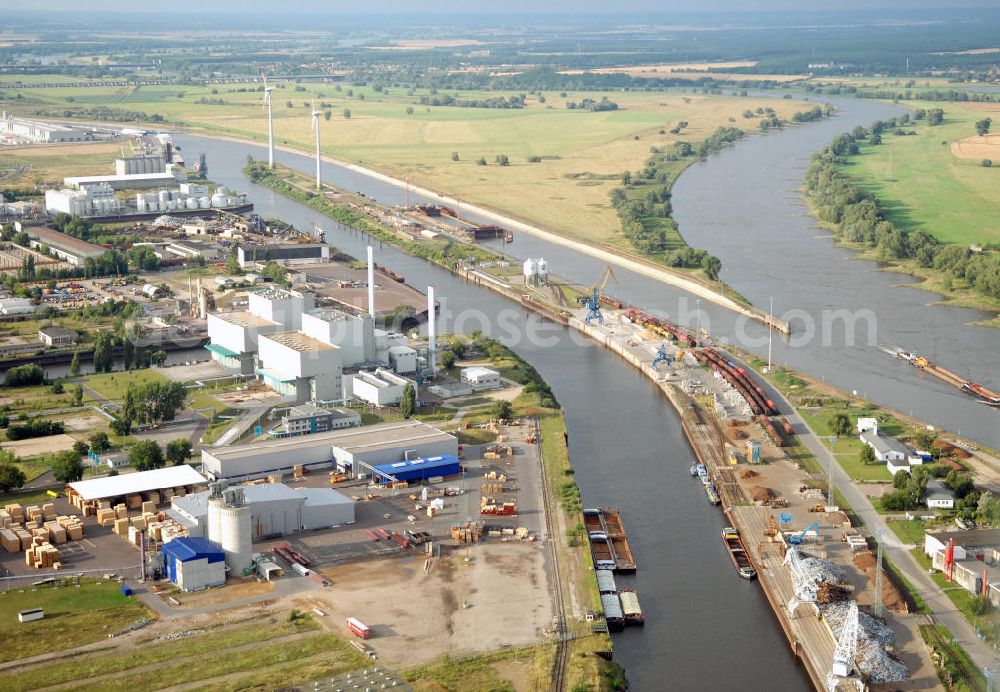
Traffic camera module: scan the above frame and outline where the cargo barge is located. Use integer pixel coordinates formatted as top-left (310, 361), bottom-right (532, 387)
top-left (601, 593), bottom-right (625, 632)
top-left (888, 349), bottom-right (1000, 407)
top-left (584, 507), bottom-right (637, 573)
top-left (722, 527), bottom-right (757, 580)
top-left (619, 588), bottom-right (645, 626)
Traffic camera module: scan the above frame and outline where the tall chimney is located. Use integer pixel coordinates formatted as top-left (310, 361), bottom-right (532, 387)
top-left (427, 285), bottom-right (436, 375)
top-left (367, 245), bottom-right (375, 319)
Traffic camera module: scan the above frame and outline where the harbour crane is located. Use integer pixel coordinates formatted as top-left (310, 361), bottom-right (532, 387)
top-left (652, 343), bottom-right (672, 370)
top-left (583, 264), bottom-right (618, 325)
top-left (828, 601), bottom-right (860, 687)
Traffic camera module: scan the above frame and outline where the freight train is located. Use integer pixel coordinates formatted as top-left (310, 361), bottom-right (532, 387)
top-left (624, 308), bottom-right (699, 347)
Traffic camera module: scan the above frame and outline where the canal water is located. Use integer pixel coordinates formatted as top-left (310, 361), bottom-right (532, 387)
top-left (175, 133), bottom-right (812, 690)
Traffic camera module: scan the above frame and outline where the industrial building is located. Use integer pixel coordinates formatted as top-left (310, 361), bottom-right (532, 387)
top-left (206, 310), bottom-right (282, 375)
top-left (200, 420), bottom-right (457, 481)
top-left (67, 465), bottom-right (207, 504)
top-left (38, 325), bottom-right (78, 347)
top-left (0, 297), bottom-right (36, 315)
top-left (350, 368), bottom-right (412, 406)
top-left (372, 455), bottom-right (462, 485)
top-left (168, 483), bottom-right (355, 539)
top-left (257, 330), bottom-right (343, 403)
top-left (388, 345), bottom-right (417, 374)
top-left (301, 308), bottom-right (375, 368)
top-left (24, 226), bottom-right (107, 266)
top-left (162, 537), bottom-right (226, 592)
top-left (115, 155), bottom-right (166, 176)
top-left (238, 243), bottom-right (330, 268)
top-left (45, 183), bottom-right (124, 217)
top-left (460, 366), bottom-right (501, 389)
top-left (1, 111), bottom-right (93, 144)
top-left (64, 172), bottom-right (180, 191)
top-left (924, 528), bottom-right (1000, 606)
top-left (273, 404), bottom-right (361, 436)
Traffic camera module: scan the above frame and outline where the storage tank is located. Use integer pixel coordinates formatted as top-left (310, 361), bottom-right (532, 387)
top-left (198, 196), bottom-right (210, 209)
top-left (219, 488), bottom-right (252, 575)
top-left (185, 197), bottom-right (198, 210)
top-left (522, 258), bottom-right (538, 279)
top-left (536, 258), bottom-right (549, 278)
top-left (158, 190), bottom-right (170, 204)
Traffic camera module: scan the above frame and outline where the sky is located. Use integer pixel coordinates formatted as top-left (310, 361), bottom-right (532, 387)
top-left (3, 0), bottom-right (999, 12)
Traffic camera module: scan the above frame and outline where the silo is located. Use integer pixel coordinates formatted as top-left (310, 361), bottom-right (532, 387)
top-left (206, 480), bottom-right (228, 545)
top-left (219, 488), bottom-right (252, 575)
top-left (198, 196), bottom-right (210, 209)
top-left (186, 197), bottom-right (198, 210)
top-left (158, 190), bottom-right (170, 204)
top-left (522, 258), bottom-right (538, 280)
top-left (537, 258), bottom-right (549, 281)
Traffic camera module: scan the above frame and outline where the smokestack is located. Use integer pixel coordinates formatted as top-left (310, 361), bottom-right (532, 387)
top-left (427, 285), bottom-right (436, 375)
top-left (367, 245), bottom-right (375, 319)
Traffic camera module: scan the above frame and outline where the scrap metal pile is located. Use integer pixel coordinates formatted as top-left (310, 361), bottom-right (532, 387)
top-left (822, 601), bottom-right (908, 684)
top-left (785, 548), bottom-right (847, 605)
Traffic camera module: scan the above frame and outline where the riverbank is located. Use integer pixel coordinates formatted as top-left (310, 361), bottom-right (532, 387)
top-left (227, 135), bottom-right (790, 333)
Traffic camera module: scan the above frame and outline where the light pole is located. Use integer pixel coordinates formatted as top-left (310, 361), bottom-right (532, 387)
top-left (827, 435), bottom-right (837, 508)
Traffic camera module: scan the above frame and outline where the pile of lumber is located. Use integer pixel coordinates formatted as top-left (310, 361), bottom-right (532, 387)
top-left (25, 539), bottom-right (60, 569)
top-left (451, 521), bottom-right (484, 544)
top-left (480, 498), bottom-right (516, 516)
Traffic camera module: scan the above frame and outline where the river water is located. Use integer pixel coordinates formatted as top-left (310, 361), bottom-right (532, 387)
top-left (175, 133), bottom-right (813, 690)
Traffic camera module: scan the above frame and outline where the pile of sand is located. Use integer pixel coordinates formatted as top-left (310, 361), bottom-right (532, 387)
top-left (739, 468), bottom-right (760, 480)
top-left (726, 428), bottom-right (749, 441)
top-left (853, 552), bottom-right (907, 613)
top-left (750, 486), bottom-right (777, 503)
top-left (932, 440), bottom-right (971, 459)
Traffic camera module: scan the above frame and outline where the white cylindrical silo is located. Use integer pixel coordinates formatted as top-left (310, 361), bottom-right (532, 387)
top-left (537, 257), bottom-right (548, 277)
top-left (219, 490), bottom-right (252, 575)
top-left (199, 196), bottom-right (210, 209)
top-left (523, 258), bottom-right (538, 279)
top-left (206, 495), bottom-right (223, 545)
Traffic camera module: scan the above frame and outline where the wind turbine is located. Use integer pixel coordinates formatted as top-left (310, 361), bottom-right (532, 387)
top-left (310, 100), bottom-right (322, 191)
top-left (261, 72), bottom-right (274, 168)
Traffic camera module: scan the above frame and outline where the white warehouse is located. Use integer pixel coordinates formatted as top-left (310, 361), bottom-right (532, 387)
top-left (351, 368), bottom-right (412, 406)
top-left (200, 420), bottom-right (457, 481)
top-left (301, 308), bottom-right (375, 368)
top-left (167, 483), bottom-right (355, 539)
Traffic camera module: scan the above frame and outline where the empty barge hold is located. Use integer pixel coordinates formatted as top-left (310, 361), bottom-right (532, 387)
top-left (584, 507), bottom-right (638, 573)
top-left (619, 588), bottom-right (645, 626)
top-left (722, 527), bottom-right (757, 580)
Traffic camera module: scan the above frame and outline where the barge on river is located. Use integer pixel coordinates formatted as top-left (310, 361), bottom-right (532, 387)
top-left (584, 507), bottom-right (637, 573)
top-left (722, 527), bottom-right (757, 580)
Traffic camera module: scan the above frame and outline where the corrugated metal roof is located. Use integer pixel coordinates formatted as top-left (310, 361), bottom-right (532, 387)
top-left (69, 465), bottom-right (206, 501)
top-left (373, 455), bottom-right (459, 476)
top-left (162, 537), bottom-right (224, 563)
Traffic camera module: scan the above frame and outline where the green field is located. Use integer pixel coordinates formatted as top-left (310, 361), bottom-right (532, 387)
top-left (0, 579), bottom-right (149, 663)
top-left (83, 369), bottom-right (166, 402)
top-left (2, 609), bottom-right (371, 691)
top-left (0, 78), bottom-right (810, 252)
top-left (842, 100), bottom-right (1000, 245)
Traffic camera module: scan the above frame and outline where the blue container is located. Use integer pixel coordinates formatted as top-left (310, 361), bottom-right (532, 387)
top-left (121, 584), bottom-right (133, 597)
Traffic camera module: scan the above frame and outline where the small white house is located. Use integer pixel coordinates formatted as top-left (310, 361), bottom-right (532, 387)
top-left (856, 417), bottom-right (878, 434)
top-left (460, 366), bottom-right (501, 390)
top-left (859, 430), bottom-right (909, 463)
top-left (926, 480), bottom-right (955, 510)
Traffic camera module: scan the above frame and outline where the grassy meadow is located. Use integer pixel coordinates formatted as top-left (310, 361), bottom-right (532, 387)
top-left (0, 77), bottom-right (812, 249)
top-left (841, 99), bottom-right (1000, 246)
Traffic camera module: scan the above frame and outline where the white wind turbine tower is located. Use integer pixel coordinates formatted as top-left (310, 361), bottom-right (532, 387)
top-left (261, 72), bottom-right (274, 168)
top-left (310, 101), bottom-right (322, 191)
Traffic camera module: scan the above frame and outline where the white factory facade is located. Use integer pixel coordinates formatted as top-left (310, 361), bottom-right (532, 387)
top-left (1, 111), bottom-right (94, 144)
top-left (206, 282), bottom-right (424, 405)
top-left (200, 420), bottom-right (458, 481)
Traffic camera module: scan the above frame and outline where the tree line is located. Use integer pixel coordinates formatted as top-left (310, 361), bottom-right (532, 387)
top-left (804, 118), bottom-right (1000, 301)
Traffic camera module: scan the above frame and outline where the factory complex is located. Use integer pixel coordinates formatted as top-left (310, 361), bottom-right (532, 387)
top-left (200, 419), bottom-right (459, 481)
top-left (206, 282), bottom-right (425, 404)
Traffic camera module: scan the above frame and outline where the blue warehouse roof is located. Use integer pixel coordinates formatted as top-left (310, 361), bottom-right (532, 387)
top-left (162, 536), bottom-right (224, 563)
top-left (373, 454), bottom-right (461, 481)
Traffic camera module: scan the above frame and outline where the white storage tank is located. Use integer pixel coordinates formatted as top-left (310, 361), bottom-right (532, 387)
top-left (537, 257), bottom-right (549, 279)
top-left (158, 190), bottom-right (170, 204)
top-left (522, 258), bottom-right (538, 279)
top-left (186, 197), bottom-right (198, 210)
top-left (198, 196), bottom-right (211, 209)
top-left (219, 488), bottom-right (252, 575)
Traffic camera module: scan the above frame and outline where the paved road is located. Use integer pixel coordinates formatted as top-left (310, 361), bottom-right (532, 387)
top-left (752, 367), bottom-right (1000, 671)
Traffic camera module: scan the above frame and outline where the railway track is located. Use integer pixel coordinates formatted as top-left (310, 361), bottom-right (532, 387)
top-left (536, 418), bottom-right (570, 691)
